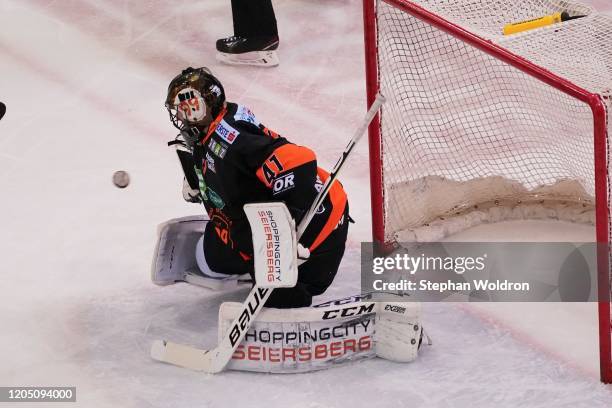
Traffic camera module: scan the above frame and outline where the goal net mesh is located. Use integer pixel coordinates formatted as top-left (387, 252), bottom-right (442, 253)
top-left (375, 0), bottom-right (611, 243)
top-left (371, 0), bottom-right (612, 382)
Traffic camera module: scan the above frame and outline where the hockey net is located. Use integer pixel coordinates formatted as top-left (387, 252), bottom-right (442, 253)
top-left (363, 0), bottom-right (612, 383)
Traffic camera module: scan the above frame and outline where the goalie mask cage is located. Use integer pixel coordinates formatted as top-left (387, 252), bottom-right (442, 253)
top-left (363, 0), bottom-right (612, 383)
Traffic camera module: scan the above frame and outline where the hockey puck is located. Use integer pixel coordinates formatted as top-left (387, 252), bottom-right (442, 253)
top-left (0, 102), bottom-right (5, 121)
top-left (112, 170), bottom-right (130, 188)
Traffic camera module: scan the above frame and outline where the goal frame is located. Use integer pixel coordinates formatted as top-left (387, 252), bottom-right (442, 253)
top-left (362, 0), bottom-right (612, 383)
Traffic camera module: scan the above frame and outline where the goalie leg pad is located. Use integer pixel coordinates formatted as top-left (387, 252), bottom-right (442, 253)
top-left (216, 299), bottom-right (425, 373)
top-left (375, 302), bottom-right (423, 363)
top-left (151, 216), bottom-right (250, 290)
top-left (218, 301), bottom-right (377, 373)
top-left (151, 216), bottom-right (208, 285)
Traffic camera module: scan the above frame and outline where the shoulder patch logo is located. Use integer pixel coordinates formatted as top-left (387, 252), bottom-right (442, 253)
top-left (272, 173), bottom-right (295, 195)
top-left (233, 105), bottom-right (259, 126)
top-left (216, 119), bottom-right (239, 144)
top-left (205, 152), bottom-right (216, 173)
top-left (208, 138), bottom-right (228, 159)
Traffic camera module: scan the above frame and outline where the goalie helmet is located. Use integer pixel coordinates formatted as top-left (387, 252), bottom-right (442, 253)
top-left (165, 67), bottom-right (226, 133)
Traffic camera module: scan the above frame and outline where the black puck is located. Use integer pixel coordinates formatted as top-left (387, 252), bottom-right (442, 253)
top-left (0, 102), bottom-right (5, 121)
top-left (112, 170), bottom-right (130, 188)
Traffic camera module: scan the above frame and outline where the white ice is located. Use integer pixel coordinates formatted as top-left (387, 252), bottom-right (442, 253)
top-left (1, 1), bottom-right (611, 407)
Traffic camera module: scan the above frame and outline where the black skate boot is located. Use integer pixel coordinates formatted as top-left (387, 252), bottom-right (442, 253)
top-left (215, 35), bottom-right (280, 67)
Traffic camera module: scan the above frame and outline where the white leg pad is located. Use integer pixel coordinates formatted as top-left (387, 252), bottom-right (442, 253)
top-left (375, 302), bottom-right (423, 363)
top-left (151, 216), bottom-right (207, 285)
top-left (151, 216), bottom-right (251, 290)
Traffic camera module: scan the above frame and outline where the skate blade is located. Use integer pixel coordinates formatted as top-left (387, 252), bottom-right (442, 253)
top-left (216, 51), bottom-right (279, 67)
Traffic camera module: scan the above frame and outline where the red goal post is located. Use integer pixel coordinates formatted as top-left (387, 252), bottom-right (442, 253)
top-left (363, 0), bottom-right (612, 383)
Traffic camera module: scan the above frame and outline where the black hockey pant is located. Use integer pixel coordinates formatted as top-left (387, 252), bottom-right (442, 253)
top-left (231, 0), bottom-right (278, 38)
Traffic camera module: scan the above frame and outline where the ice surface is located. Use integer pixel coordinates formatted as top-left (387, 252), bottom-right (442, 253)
top-left (0, 0), bottom-right (611, 407)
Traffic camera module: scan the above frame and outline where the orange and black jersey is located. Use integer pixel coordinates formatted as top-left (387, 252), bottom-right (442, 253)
top-left (192, 102), bottom-right (348, 258)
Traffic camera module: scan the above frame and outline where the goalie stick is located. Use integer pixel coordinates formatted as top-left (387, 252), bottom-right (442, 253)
top-left (150, 93), bottom-right (387, 373)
